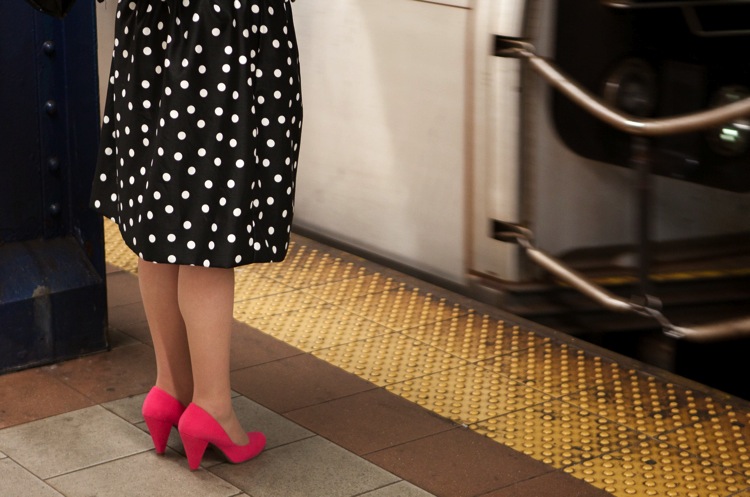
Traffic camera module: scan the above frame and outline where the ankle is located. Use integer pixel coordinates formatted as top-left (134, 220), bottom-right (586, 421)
top-left (190, 397), bottom-right (234, 422)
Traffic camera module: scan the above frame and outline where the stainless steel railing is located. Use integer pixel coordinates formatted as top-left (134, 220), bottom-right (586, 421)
top-left (494, 37), bottom-right (750, 341)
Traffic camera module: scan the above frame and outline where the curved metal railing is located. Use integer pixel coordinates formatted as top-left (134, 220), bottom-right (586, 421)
top-left (494, 37), bottom-right (750, 341)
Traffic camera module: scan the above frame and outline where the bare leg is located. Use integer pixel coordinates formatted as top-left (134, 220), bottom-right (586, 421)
top-left (177, 265), bottom-right (249, 445)
top-left (138, 259), bottom-right (193, 406)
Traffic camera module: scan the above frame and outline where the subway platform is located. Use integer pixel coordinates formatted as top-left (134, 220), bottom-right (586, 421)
top-left (1, 220), bottom-right (749, 497)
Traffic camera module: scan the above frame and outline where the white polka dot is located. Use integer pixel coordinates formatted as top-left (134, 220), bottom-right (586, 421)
top-left (183, 221), bottom-right (192, 229)
top-left (228, 234), bottom-right (236, 243)
top-left (187, 241), bottom-right (196, 249)
top-left (165, 205), bottom-right (174, 214)
top-left (168, 234), bottom-right (176, 242)
top-left (205, 180), bottom-right (213, 189)
top-left (233, 208), bottom-right (242, 217)
top-left (168, 255), bottom-right (177, 263)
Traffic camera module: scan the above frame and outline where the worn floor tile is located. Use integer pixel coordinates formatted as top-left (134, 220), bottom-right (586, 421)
top-left (210, 436), bottom-right (399, 497)
top-left (0, 368), bottom-right (93, 429)
top-left (102, 393), bottom-right (148, 424)
top-left (232, 396), bottom-right (315, 450)
top-left (286, 388), bottom-right (456, 455)
top-left (0, 458), bottom-right (65, 497)
top-left (43, 344), bottom-right (156, 403)
top-left (106, 271), bottom-right (143, 307)
top-left (107, 328), bottom-right (141, 349)
top-left (359, 481), bottom-right (438, 497)
top-left (47, 450), bottom-right (240, 497)
top-left (476, 471), bottom-right (614, 497)
top-left (229, 322), bottom-right (303, 371)
top-left (365, 427), bottom-right (553, 497)
top-left (0, 406), bottom-right (152, 479)
top-left (112, 318), bottom-right (153, 345)
top-left (231, 353), bottom-right (375, 413)
top-left (108, 301), bottom-right (148, 329)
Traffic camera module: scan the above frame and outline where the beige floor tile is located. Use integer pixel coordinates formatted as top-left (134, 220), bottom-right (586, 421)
top-left (210, 436), bottom-right (399, 497)
top-left (232, 396), bottom-right (315, 450)
top-left (102, 393), bottom-right (148, 424)
top-left (47, 451), bottom-right (240, 497)
top-left (0, 459), bottom-right (64, 497)
top-left (0, 406), bottom-right (152, 479)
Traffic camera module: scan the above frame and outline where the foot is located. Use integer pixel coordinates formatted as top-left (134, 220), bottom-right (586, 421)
top-left (212, 410), bottom-right (250, 446)
top-left (191, 399), bottom-right (249, 446)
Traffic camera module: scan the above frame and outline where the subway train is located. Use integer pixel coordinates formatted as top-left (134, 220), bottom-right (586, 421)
top-left (95, 1), bottom-right (750, 395)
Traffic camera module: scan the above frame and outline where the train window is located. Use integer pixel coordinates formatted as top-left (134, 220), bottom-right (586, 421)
top-left (553, 0), bottom-right (750, 191)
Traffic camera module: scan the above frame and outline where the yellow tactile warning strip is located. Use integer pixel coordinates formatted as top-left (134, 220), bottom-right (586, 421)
top-left (103, 219), bottom-right (750, 497)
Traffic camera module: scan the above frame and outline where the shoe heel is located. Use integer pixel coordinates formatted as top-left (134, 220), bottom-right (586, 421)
top-left (181, 432), bottom-right (209, 471)
top-left (143, 415), bottom-right (173, 455)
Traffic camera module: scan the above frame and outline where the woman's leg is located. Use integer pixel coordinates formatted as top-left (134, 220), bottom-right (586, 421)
top-left (138, 260), bottom-right (193, 406)
top-left (177, 265), bottom-right (249, 445)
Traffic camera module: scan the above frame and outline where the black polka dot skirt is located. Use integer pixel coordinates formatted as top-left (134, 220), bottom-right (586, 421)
top-left (91, 0), bottom-right (303, 268)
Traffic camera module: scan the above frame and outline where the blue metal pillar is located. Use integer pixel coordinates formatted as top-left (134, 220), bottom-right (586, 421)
top-left (0, 0), bottom-right (108, 372)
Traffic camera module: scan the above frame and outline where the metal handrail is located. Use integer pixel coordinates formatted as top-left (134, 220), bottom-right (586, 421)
top-left (497, 38), bottom-right (750, 136)
top-left (493, 38), bottom-right (750, 341)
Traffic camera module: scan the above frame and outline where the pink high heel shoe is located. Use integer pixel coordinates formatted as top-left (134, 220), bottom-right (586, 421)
top-left (141, 387), bottom-right (187, 454)
top-left (178, 403), bottom-right (266, 471)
